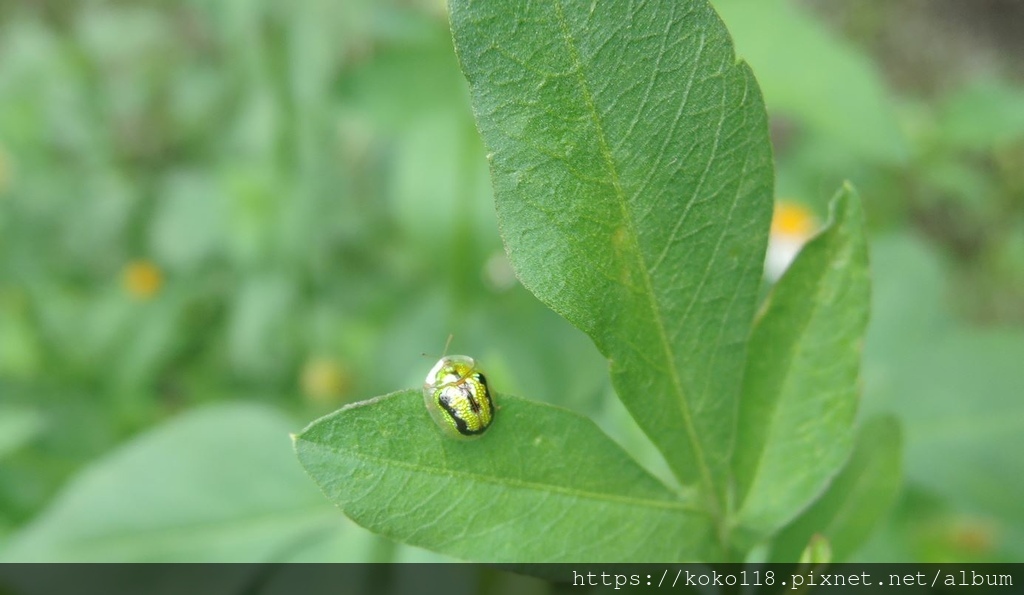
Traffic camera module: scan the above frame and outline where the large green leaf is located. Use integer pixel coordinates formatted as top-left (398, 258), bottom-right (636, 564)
top-left (450, 0), bottom-right (773, 512)
top-left (733, 185), bottom-right (869, 538)
top-left (294, 390), bottom-right (715, 562)
top-left (0, 403), bottom-right (360, 562)
top-left (770, 416), bottom-right (902, 562)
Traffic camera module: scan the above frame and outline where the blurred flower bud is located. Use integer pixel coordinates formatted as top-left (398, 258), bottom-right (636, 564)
top-left (798, 533), bottom-right (833, 565)
top-left (482, 250), bottom-right (518, 292)
top-left (122, 260), bottom-right (163, 300)
top-left (765, 200), bottom-right (819, 282)
top-left (301, 356), bottom-right (351, 405)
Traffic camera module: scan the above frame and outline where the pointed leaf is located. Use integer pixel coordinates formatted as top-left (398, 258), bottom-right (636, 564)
top-left (733, 185), bottom-right (870, 536)
top-left (770, 416), bottom-right (902, 562)
top-left (450, 0), bottom-right (773, 510)
top-left (294, 390), bottom-right (715, 562)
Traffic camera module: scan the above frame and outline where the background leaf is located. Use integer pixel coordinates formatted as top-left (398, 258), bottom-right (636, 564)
top-left (0, 405), bottom-right (44, 460)
top-left (770, 415), bottom-right (902, 562)
top-left (450, 0), bottom-right (774, 515)
top-left (861, 234), bottom-right (1024, 559)
top-left (935, 78), bottom-right (1024, 150)
top-left (733, 185), bottom-right (869, 538)
top-left (888, 332), bottom-right (1024, 524)
top-left (0, 403), bottom-right (366, 562)
top-left (295, 390), bottom-right (715, 562)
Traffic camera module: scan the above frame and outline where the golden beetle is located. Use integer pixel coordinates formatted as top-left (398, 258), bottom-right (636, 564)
top-left (422, 355), bottom-right (494, 439)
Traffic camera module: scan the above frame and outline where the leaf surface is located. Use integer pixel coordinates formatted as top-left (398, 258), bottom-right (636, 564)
top-left (295, 390), bottom-right (714, 562)
top-left (770, 416), bottom-right (902, 562)
top-left (0, 403), bottom-right (352, 562)
top-left (450, 0), bottom-right (773, 512)
top-left (733, 185), bottom-right (870, 537)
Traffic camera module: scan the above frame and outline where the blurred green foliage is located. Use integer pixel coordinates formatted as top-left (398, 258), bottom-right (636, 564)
top-left (0, 0), bottom-right (607, 560)
top-left (0, 0), bottom-right (1020, 562)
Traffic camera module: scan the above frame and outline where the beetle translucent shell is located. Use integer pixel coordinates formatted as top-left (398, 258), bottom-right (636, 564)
top-left (422, 355), bottom-right (494, 439)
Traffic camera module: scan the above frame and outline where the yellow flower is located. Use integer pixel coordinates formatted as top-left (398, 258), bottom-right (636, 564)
top-left (122, 260), bottom-right (163, 300)
top-left (765, 200), bottom-right (818, 281)
top-left (945, 518), bottom-right (997, 556)
top-left (772, 201), bottom-right (817, 238)
top-left (301, 357), bottom-right (351, 404)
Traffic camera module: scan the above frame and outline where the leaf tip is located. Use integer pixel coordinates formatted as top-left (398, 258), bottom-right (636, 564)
top-left (819, 181), bottom-right (865, 243)
top-left (833, 181), bottom-right (861, 213)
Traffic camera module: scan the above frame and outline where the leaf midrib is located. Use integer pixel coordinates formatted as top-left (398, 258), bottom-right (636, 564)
top-left (299, 435), bottom-right (708, 516)
top-left (550, 0), bottom-right (719, 510)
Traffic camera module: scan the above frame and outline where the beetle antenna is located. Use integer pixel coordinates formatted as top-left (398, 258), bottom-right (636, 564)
top-left (422, 334), bottom-right (455, 359)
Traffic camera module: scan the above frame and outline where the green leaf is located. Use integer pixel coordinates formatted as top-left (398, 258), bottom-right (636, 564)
top-left (863, 234), bottom-right (1024, 531)
top-left (798, 533), bottom-right (832, 565)
top-left (712, 0), bottom-right (906, 163)
top-left (450, 0), bottom-right (773, 511)
top-left (0, 403), bottom-right (355, 562)
top-left (294, 390), bottom-right (715, 562)
top-left (888, 331), bottom-right (1024, 526)
top-left (227, 273), bottom-right (299, 380)
top-left (937, 77), bottom-right (1024, 150)
top-left (770, 416), bottom-right (902, 562)
top-left (150, 171), bottom-right (227, 272)
top-left (862, 233), bottom-right (951, 382)
top-left (0, 405), bottom-right (44, 460)
top-left (733, 185), bottom-right (870, 537)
